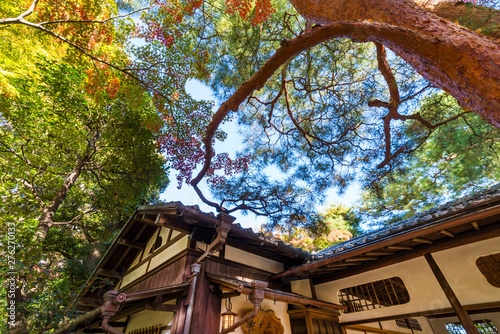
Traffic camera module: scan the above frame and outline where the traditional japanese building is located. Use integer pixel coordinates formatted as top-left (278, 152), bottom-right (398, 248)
top-left (55, 185), bottom-right (500, 334)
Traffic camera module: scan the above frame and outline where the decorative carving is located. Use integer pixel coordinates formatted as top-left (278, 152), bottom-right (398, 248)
top-left (241, 309), bottom-right (284, 334)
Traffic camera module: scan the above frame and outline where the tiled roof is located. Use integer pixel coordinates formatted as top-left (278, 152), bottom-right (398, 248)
top-left (316, 183), bottom-right (500, 259)
top-left (138, 201), bottom-right (311, 259)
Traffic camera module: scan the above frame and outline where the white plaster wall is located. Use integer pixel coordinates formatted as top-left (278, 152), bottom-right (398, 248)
top-left (379, 317), bottom-right (433, 333)
top-left (159, 227), bottom-right (171, 242)
top-left (144, 229), bottom-right (160, 255)
top-left (120, 235), bottom-right (188, 288)
top-left (225, 246), bottom-right (284, 273)
top-left (316, 257), bottom-right (450, 323)
top-left (125, 300), bottom-right (176, 334)
top-left (149, 235), bottom-right (188, 270)
top-left (429, 312), bottom-right (500, 334)
top-left (121, 262), bottom-right (148, 288)
top-left (171, 229), bottom-right (181, 239)
top-left (315, 236), bottom-right (500, 324)
top-left (224, 294), bottom-right (291, 334)
top-left (290, 279), bottom-right (313, 298)
top-left (195, 241), bottom-right (220, 257)
top-left (431, 237), bottom-right (500, 305)
top-left (129, 250), bottom-right (143, 268)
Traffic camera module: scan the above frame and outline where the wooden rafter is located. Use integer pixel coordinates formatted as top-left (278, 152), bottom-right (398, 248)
top-left (365, 251), bottom-right (394, 256)
top-left (313, 222), bottom-right (500, 284)
top-left (118, 238), bottom-right (146, 249)
top-left (344, 324), bottom-right (407, 334)
top-left (345, 257), bottom-right (378, 262)
top-left (439, 230), bottom-right (455, 237)
top-left (412, 237), bottom-right (433, 244)
top-left (97, 268), bottom-right (123, 279)
top-left (387, 245), bottom-right (413, 250)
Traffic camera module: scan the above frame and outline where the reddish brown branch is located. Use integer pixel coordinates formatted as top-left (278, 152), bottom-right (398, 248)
top-left (374, 42), bottom-right (400, 109)
top-left (372, 42), bottom-right (473, 169)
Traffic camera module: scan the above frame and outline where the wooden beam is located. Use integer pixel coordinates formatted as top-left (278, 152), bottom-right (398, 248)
top-left (344, 325), bottom-right (407, 334)
top-left (324, 266), bottom-right (350, 271)
top-left (125, 283), bottom-right (190, 303)
top-left (345, 257), bottom-right (378, 261)
top-left (387, 245), bottom-right (413, 250)
top-left (340, 301), bottom-right (500, 326)
top-left (313, 222), bottom-right (500, 284)
top-left (97, 268), bottom-right (123, 279)
top-left (309, 278), bottom-right (318, 299)
top-left (327, 262), bottom-right (362, 267)
top-left (117, 238), bottom-right (146, 249)
top-left (112, 246), bottom-right (132, 272)
top-left (439, 229), bottom-right (455, 238)
top-left (424, 253), bottom-right (479, 334)
top-left (238, 287), bottom-right (346, 311)
top-left (141, 214), bottom-right (156, 223)
top-left (365, 251), bottom-right (394, 256)
top-left (78, 297), bottom-right (102, 307)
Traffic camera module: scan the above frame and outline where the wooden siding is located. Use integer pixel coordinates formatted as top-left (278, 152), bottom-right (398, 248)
top-left (121, 252), bottom-right (189, 293)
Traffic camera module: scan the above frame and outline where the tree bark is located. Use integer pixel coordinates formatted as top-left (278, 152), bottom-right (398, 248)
top-left (287, 0), bottom-right (500, 127)
top-left (33, 163), bottom-right (85, 243)
top-left (416, 0), bottom-right (500, 39)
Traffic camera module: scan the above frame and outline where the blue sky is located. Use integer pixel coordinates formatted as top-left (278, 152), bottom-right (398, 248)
top-left (159, 79), bottom-right (362, 231)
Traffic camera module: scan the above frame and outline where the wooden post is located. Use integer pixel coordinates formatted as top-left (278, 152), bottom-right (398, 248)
top-left (424, 253), bottom-right (480, 334)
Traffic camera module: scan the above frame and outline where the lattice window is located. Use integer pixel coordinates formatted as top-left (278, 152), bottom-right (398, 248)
top-left (396, 318), bottom-right (422, 331)
top-left (445, 320), bottom-right (498, 334)
top-left (129, 324), bottom-right (163, 334)
top-left (476, 253), bottom-right (500, 288)
top-left (338, 277), bottom-right (410, 313)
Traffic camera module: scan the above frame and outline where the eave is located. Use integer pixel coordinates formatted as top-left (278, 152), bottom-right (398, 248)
top-left (271, 184), bottom-right (500, 283)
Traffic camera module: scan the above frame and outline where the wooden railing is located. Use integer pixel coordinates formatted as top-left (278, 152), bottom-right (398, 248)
top-left (129, 324), bottom-right (162, 334)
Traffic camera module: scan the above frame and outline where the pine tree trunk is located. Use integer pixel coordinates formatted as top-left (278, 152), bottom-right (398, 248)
top-left (416, 0), bottom-right (500, 39)
top-left (288, 0), bottom-right (500, 127)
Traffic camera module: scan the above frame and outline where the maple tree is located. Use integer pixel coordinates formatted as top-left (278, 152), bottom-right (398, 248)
top-left (0, 1), bottom-right (170, 332)
top-left (0, 58), bottom-right (168, 332)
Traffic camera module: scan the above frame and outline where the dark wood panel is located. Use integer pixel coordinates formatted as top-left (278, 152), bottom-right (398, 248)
top-left (190, 271), bottom-right (221, 334)
top-left (123, 255), bottom-right (187, 293)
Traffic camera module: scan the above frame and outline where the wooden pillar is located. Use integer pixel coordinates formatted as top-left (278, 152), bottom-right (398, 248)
top-left (424, 253), bottom-right (479, 334)
top-left (189, 266), bottom-right (221, 334)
